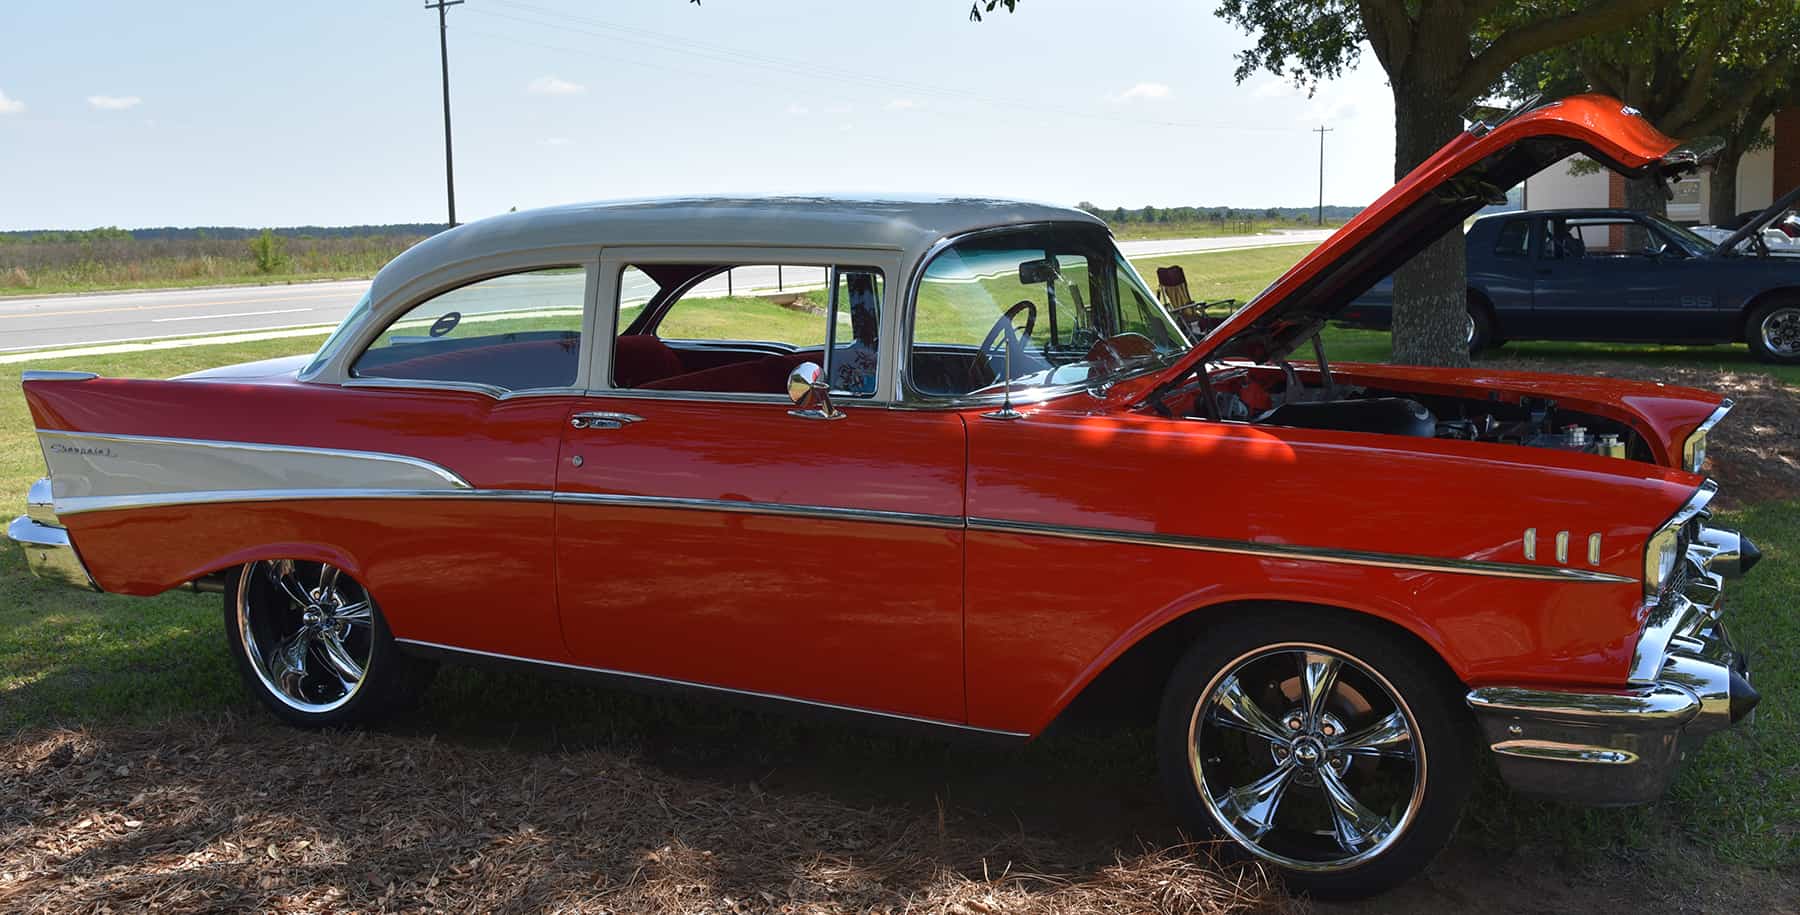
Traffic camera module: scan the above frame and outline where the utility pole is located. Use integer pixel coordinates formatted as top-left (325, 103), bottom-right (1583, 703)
top-left (1313, 125), bottom-right (1333, 226)
top-left (426, 0), bottom-right (464, 227)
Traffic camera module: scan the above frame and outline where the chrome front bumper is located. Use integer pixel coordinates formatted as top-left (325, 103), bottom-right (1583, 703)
top-left (1466, 524), bottom-right (1759, 806)
top-left (7, 477), bottom-right (100, 591)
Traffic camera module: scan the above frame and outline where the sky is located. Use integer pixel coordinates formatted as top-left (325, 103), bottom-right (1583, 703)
top-left (0, 0), bottom-right (1399, 231)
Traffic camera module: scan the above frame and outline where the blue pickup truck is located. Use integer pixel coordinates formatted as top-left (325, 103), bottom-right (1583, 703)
top-left (1340, 196), bottom-right (1800, 363)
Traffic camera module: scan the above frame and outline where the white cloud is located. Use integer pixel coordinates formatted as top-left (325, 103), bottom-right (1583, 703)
top-left (0, 89), bottom-right (23, 114)
top-left (527, 76), bottom-right (586, 96)
top-left (785, 103), bottom-right (809, 116)
top-left (87, 95), bottom-right (141, 111)
top-left (1115, 82), bottom-right (1171, 102)
top-left (886, 98), bottom-right (920, 110)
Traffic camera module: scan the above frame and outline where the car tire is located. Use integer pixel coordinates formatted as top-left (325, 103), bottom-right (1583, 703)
top-left (1747, 299), bottom-right (1800, 364)
top-left (223, 559), bottom-right (435, 728)
top-left (1466, 300), bottom-right (1497, 355)
top-left (1156, 607), bottom-right (1474, 899)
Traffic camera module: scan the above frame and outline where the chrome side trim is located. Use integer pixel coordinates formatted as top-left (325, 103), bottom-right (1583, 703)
top-left (21, 370), bottom-right (99, 382)
top-left (966, 517), bottom-right (1639, 584)
top-left (37, 429), bottom-right (474, 516)
top-left (1466, 685), bottom-right (1700, 724)
top-left (551, 491), bottom-right (964, 529)
top-left (392, 638), bottom-right (1031, 739)
top-left (38, 430), bottom-right (471, 487)
top-left (56, 487), bottom-right (555, 515)
top-left (1489, 739), bottom-right (1637, 766)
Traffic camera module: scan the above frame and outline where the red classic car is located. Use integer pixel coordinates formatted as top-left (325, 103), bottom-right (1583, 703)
top-left (7, 95), bottom-right (1761, 896)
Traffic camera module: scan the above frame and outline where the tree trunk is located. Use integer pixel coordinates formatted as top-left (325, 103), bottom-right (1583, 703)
top-left (1624, 175), bottom-right (1668, 218)
top-left (1709, 147), bottom-right (1741, 226)
top-left (1388, 80), bottom-right (1470, 368)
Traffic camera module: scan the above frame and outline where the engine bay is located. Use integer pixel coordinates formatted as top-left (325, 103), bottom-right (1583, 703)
top-left (1191, 361), bottom-right (1652, 462)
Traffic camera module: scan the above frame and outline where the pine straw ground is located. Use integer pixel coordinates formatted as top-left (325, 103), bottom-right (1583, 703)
top-left (0, 718), bottom-right (1291, 915)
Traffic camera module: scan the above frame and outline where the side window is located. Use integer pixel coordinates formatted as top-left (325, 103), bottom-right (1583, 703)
top-left (612, 263), bottom-right (883, 397)
top-left (352, 267), bottom-right (586, 392)
top-left (1566, 219), bottom-right (1660, 256)
top-left (1493, 219), bottom-right (1530, 257)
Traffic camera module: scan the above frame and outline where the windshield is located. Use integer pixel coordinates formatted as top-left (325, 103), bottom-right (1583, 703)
top-left (908, 226), bottom-right (1187, 399)
top-left (302, 290), bottom-right (374, 377)
top-left (1646, 213), bottom-right (1717, 254)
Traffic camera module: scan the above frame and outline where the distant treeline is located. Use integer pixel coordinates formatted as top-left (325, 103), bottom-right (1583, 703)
top-left (0, 224), bottom-right (448, 245)
top-left (1074, 203), bottom-right (1363, 224)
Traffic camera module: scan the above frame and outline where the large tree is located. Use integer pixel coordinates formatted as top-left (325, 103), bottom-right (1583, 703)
top-left (1500, 1), bottom-right (1800, 223)
top-left (1210, 0), bottom-right (1675, 366)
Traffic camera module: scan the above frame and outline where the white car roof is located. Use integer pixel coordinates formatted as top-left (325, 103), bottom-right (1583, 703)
top-left (369, 194), bottom-right (1104, 304)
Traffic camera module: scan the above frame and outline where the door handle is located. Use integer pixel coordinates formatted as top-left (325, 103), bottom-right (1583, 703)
top-left (570, 411), bottom-right (644, 430)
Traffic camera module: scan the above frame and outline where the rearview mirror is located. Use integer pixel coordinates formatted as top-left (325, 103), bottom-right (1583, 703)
top-left (786, 362), bottom-right (844, 421)
top-left (1018, 258), bottom-right (1059, 285)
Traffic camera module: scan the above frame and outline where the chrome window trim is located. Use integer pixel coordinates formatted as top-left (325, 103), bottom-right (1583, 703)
top-left (340, 378), bottom-right (587, 402)
top-left (304, 248), bottom-right (600, 385)
top-left (1682, 399), bottom-right (1732, 472)
top-left (21, 370), bottom-right (99, 383)
top-left (965, 516), bottom-right (1638, 584)
top-left (895, 221), bottom-right (1178, 410)
top-left (392, 638), bottom-right (1031, 738)
top-left (35, 429), bottom-right (472, 489)
top-left (596, 246), bottom-right (905, 404)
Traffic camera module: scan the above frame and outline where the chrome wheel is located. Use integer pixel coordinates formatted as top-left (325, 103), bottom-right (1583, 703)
top-left (236, 559), bottom-right (375, 714)
top-left (1188, 643), bottom-right (1425, 872)
top-left (1760, 306), bottom-right (1800, 357)
top-left (1464, 312), bottom-right (1477, 347)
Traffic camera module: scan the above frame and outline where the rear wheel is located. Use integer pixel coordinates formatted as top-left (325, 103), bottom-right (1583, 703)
top-left (223, 559), bottom-right (434, 727)
top-left (1466, 298), bottom-right (1498, 355)
top-left (1748, 300), bottom-right (1800, 364)
top-left (1156, 610), bottom-right (1473, 898)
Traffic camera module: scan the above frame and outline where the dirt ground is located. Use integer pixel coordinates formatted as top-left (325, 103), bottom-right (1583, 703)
top-left (3, 718), bottom-right (1795, 915)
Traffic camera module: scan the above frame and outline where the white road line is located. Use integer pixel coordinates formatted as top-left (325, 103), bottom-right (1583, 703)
top-left (0, 327), bottom-right (337, 366)
top-left (152, 307), bottom-right (313, 323)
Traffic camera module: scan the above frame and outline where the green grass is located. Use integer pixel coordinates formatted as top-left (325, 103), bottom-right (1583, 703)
top-left (1, 246), bottom-right (1796, 878)
top-left (1110, 218), bottom-right (1346, 241)
top-left (0, 236), bottom-right (420, 297)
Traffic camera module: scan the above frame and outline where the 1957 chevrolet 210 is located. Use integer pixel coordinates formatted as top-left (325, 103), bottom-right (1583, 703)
top-left (6, 96), bottom-right (1764, 895)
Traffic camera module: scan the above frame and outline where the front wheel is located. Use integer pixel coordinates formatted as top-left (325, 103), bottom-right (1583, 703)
top-left (1748, 300), bottom-right (1800, 364)
top-left (223, 559), bottom-right (434, 727)
top-left (1156, 610), bottom-right (1473, 898)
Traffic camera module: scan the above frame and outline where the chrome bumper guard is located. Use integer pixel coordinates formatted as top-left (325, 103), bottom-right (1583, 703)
top-left (7, 477), bottom-right (101, 591)
top-left (1466, 523), bottom-right (1759, 806)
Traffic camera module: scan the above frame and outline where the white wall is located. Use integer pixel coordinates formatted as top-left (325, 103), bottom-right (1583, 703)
top-left (1522, 156), bottom-right (1610, 210)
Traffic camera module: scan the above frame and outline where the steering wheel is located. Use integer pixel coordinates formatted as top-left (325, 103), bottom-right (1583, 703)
top-left (970, 300), bottom-right (1038, 388)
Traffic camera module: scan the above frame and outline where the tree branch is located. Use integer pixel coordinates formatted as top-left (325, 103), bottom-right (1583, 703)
top-left (1456, 0), bottom-right (1675, 101)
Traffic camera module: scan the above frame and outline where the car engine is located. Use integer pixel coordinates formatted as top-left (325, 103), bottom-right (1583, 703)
top-left (1201, 366), bottom-right (1648, 461)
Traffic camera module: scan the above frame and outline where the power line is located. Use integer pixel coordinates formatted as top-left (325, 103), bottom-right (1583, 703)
top-left (425, 0), bottom-right (465, 227)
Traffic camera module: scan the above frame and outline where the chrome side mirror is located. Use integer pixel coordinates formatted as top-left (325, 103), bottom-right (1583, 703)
top-left (786, 361), bottom-right (844, 421)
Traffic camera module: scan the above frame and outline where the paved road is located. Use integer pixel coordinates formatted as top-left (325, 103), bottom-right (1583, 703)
top-left (0, 230), bottom-right (1335, 354)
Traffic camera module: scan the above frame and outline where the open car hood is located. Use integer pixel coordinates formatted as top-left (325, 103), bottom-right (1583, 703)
top-left (1714, 181), bottom-right (1800, 255)
top-left (1141, 95), bottom-right (1690, 396)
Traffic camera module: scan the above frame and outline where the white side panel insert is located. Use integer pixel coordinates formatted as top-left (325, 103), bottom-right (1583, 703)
top-left (38, 430), bottom-right (471, 515)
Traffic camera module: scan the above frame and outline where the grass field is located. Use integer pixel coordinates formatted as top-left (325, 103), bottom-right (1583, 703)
top-left (1108, 218), bottom-right (1346, 241)
top-left (0, 234), bottom-right (421, 297)
top-left (2, 243), bottom-right (1796, 907)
